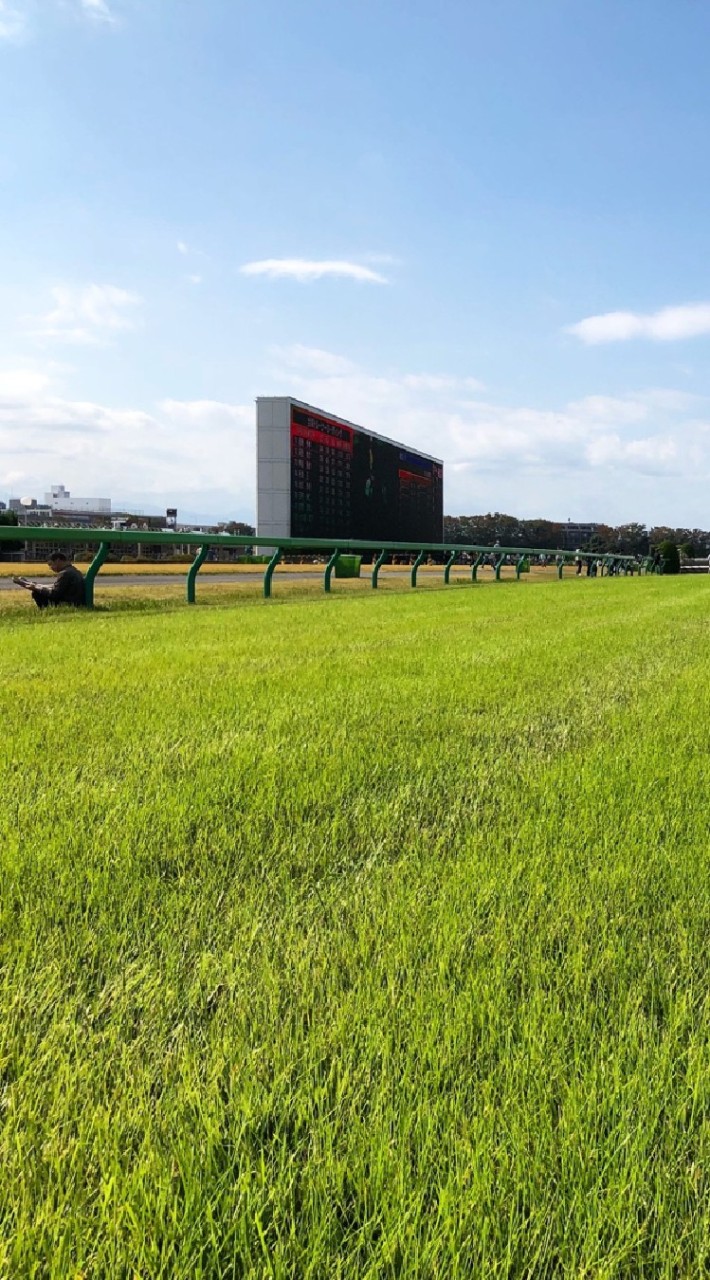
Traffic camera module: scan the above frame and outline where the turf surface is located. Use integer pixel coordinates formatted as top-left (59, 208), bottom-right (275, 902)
top-left (1, 577), bottom-right (709, 1276)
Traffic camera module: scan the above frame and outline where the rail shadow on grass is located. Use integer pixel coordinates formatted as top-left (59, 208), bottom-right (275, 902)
top-left (0, 573), bottom-right (522, 621)
top-left (0, 568), bottom-right (578, 623)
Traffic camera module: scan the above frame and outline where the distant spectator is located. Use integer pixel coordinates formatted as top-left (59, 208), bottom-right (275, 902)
top-left (13, 552), bottom-right (86, 610)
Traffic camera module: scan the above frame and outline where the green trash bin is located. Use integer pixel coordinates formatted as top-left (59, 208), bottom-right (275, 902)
top-left (334, 555), bottom-right (362, 579)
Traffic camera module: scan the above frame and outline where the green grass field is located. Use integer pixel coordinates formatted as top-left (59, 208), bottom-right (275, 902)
top-left (2, 576), bottom-right (710, 1277)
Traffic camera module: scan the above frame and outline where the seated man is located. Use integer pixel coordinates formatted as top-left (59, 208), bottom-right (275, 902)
top-left (13, 552), bottom-right (86, 609)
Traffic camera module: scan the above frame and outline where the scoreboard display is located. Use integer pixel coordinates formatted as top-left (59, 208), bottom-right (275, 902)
top-left (289, 404), bottom-right (443, 543)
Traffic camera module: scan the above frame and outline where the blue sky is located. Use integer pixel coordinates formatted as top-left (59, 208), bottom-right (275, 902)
top-left (2, 0), bottom-right (710, 525)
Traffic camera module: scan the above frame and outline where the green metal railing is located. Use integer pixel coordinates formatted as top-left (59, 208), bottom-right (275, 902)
top-left (0, 526), bottom-right (655, 609)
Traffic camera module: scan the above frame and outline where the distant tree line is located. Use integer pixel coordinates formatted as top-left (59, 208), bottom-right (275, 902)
top-left (443, 513), bottom-right (710, 557)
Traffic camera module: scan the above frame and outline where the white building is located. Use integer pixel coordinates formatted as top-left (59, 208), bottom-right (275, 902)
top-left (46, 485), bottom-right (111, 515)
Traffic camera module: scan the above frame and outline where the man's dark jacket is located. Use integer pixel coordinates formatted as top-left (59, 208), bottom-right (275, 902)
top-left (33, 566), bottom-right (86, 608)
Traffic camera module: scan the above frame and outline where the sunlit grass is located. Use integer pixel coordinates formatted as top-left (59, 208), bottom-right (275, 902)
top-left (1, 576), bottom-right (707, 1275)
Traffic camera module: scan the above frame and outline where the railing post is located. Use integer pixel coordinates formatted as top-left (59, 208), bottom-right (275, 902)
top-left (324, 548), bottom-right (340, 593)
top-left (0, 529), bottom-right (650, 600)
top-left (85, 541), bottom-right (109, 609)
top-left (371, 549), bottom-right (387, 589)
top-left (186, 543), bottom-right (209, 604)
top-left (411, 550), bottom-right (426, 588)
top-left (263, 548), bottom-right (281, 599)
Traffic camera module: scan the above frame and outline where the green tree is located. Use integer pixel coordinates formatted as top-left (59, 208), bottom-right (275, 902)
top-left (650, 526), bottom-right (682, 548)
top-left (522, 519), bottom-right (564, 550)
top-left (217, 521), bottom-right (256, 536)
top-left (689, 529), bottom-right (710, 555)
top-left (657, 540), bottom-right (680, 575)
top-left (612, 523), bottom-right (649, 555)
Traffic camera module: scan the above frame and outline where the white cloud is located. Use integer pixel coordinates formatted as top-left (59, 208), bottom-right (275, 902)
top-left (0, 372), bottom-right (254, 515)
top-left (158, 399), bottom-right (252, 430)
top-left (274, 345), bottom-right (357, 376)
top-left (281, 350), bottom-right (476, 399)
top-left (0, 469), bottom-right (26, 486)
top-left (267, 346), bottom-right (710, 519)
top-left (0, 0), bottom-right (119, 39)
top-left (3, 351), bottom-right (709, 525)
top-left (29, 284), bottom-right (142, 346)
top-left (585, 434), bottom-right (681, 471)
top-left (568, 302), bottom-right (710, 345)
top-left (566, 394), bottom-right (649, 425)
top-left (79, 0), bottom-right (114, 22)
top-left (177, 240), bottom-right (208, 267)
top-left (0, 1), bottom-right (26, 40)
top-left (402, 374), bottom-right (485, 392)
top-left (0, 367), bottom-right (52, 400)
top-left (187, 274), bottom-right (202, 286)
top-left (443, 397), bottom-right (688, 477)
top-left (239, 258), bottom-right (388, 284)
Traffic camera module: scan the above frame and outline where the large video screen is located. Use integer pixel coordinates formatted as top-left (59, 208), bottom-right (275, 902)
top-left (290, 405), bottom-right (443, 543)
